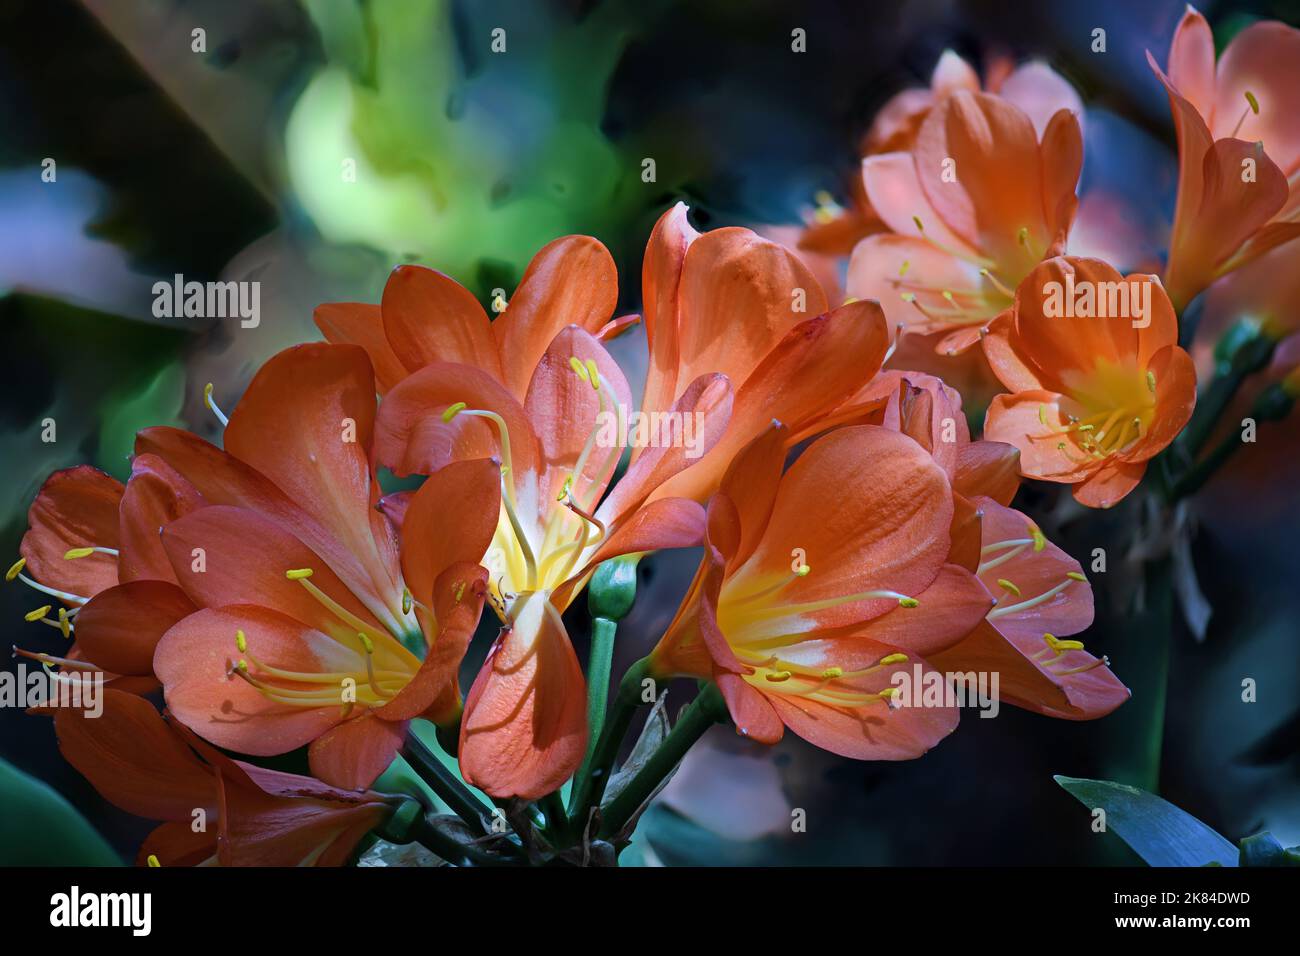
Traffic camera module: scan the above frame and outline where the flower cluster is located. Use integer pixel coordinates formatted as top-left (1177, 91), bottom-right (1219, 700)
top-left (8, 4), bottom-right (1297, 867)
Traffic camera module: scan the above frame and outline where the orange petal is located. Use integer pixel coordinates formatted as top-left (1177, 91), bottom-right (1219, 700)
top-left (399, 459), bottom-right (500, 612)
top-left (52, 689), bottom-right (211, 822)
top-left (953, 440), bottom-right (1021, 504)
top-left (493, 236), bottom-right (618, 399)
top-left (716, 672), bottom-right (784, 745)
top-left (224, 343), bottom-right (399, 614)
top-left (1124, 345), bottom-right (1197, 463)
top-left (458, 592), bottom-right (587, 799)
top-left (21, 465), bottom-right (122, 600)
top-left (717, 422), bottom-right (788, 572)
top-left (861, 153), bottom-right (977, 256)
top-left (674, 227), bottom-right (828, 391)
top-left (1073, 458), bottom-right (1146, 508)
top-left (308, 711), bottom-right (408, 790)
top-left (373, 360), bottom-right (539, 479)
top-left (523, 326), bottom-right (632, 510)
top-left (118, 454), bottom-right (204, 584)
top-left (72, 580), bottom-right (196, 677)
top-left (998, 62), bottom-right (1083, 137)
top-left (984, 390), bottom-right (1094, 482)
top-left (314, 302), bottom-right (408, 393)
top-left (845, 233), bottom-right (990, 335)
top-left (1166, 7), bottom-right (1217, 122)
top-left (380, 265), bottom-right (502, 379)
top-left (154, 606), bottom-right (351, 757)
top-left (1212, 20), bottom-right (1300, 171)
top-left (732, 425), bottom-right (954, 631)
top-left (641, 203), bottom-right (699, 416)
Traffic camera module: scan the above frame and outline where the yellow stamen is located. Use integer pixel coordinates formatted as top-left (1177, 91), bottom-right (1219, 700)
top-left (235, 629), bottom-right (247, 653)
top-left (401, 588), bottom-right (413, 615)
top-left (63, 547), bottom-right (95, 560)
top-left (996, 578), bottom-right (1021, 597)
top-left (24, 605), bottom-right (51, 622)
top-left (880, 653), bottom-right (908, 665)
top-left (286, 568), bottom-right (314, 581)
top-left (204, 383), bottom-right (230, 427)
top-left (584, 359), bottom-right (600, 390)
top-left (147, 855), bottom-right (161, 868)
top-left (57, 607), bottom-right (71, 639)
top-left (568, 356), bottom-right (590, 383)
top-left (1066, 571), bottom-right (1087, 582)
top-left (765, 670), bottom-right (793, 683)
top-left (5, 558), bottom-right (25, 581)
top-left (441, 401), bottom-right (468, 423)
top-left (821, 667), bottom-right (844, 679)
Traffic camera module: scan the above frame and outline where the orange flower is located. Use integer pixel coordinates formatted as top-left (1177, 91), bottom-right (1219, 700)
top-left (319, 218), bottom-right (887, 797)
top-left (49, 690), bottom-right (391, 866)
top-left (144, 343), bottom-right (493, 790)
top-left (983, 256), bottom-right (1197, 507)
top-left (639, 203), bottom-right (890, 502)
top-left (846, 90), bottom-right (1083, 355)
top-left (650, 423), bottom-right (992, 758)
top-left (9, 463), bottom-right (199, 694)
top-left (799, 51), bottom-right (1081, 261)
top-left (931, 498), bottom-right (1128, 718)
top-left (1147, 6), bottom-right (1300, 311)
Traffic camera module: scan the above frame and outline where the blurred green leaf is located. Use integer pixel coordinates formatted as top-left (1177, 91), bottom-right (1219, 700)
top-left (0, 757), bottom-right (121, 866)
top-left (1054, 775), bottom-right (1238, 867)
top-left (1238, 831), bottom-right (1300, 867)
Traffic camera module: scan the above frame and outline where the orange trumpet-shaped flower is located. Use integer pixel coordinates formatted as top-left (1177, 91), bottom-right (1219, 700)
top-left (639, 203), bottom-right (890, 502)
top-left (144, 343), bottom-right (494, 791)
top-left (846, 89), bottom-right (1083, 355)
top-left (49, 690), bottom-right (391, 866)
top-left (800, 49), bottom-right (1081, 260)
top-left (1147, 6), bottom-right (1300, 311)
top-left (10, 462), bottom-right (200, 695)
top-left (982, 257), bottom-right (1197, 508)
top-left (650, 423), bottom-right (992, 758)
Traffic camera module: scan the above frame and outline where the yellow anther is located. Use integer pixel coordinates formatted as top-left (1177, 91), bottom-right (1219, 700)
top-left (63, 547), bottom-right (96, 560)
top-left (235, 659), bottom-right (248, 672)
top-left (1038, 404), bottom-right (1048, 425)
top-left (147, 855), bottom-right (161, 868)
top-left (1044, 633), bottom-right (1085, 652)
top-left (1017, 227), bottom-right (1030, 246)
top-left (1027, 523), bottom-right (1046, 552)
top-left (795, 564), bottom-right (811, 577)
top-left (441, 401), bottom-right (468, 423)
top-left (1245, 90), bottom-right (1259, 115)
top-left (5, 557), bottom-right (25, 581)
top-left (556, 475), bottom-right (574, 502)
top-left (764, 670), bottom-right (793, 683)
top-left (997, 578), bottom-right (1021, 597)
top-left (912, 215), bottom-right (925, 233)
top-left (584, 359), bottom-right (601, 390)
top-left (1146, 370), bottom-right (1157, 394)
top-left (842, 296), bottom-right (860, 305)
top-left (880, 653), bottom-right (908, 665)
top-left (821, 666), bottom-right (844, 679)
top-left (877, 687), bottom-right (898, 700)
top-left (235, 629), bottom-right (247, 653)
top-left (899, 260), bottom-right (911, 277)
top-left (941, 290), bottom-right (955, 302)
top-left (203, 382), bottom-right (214, 404)
top-left (454, 581), bottom-right (467, 602)
top-left (898, 597), bottom-right (919, 608)
top-left (568, 356), bottom-right (590, 383)
top-left (402, 588), bottom-right (413, 615)
top-left (57, 607), bottom-right (70, 639)
top-left (285, 568), bottom-right (314, 581)
top-left (357, 632), bottom-right (374, 655)
top-left (900, 292), bottom-right (917, 303)
top-left (24, 605), bottom-right (51, 622)
top-left (1066, 571), bottom-right (1087, 583)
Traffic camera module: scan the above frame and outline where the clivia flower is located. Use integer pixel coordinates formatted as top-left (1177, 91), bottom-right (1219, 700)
top-left (649, 422), bottom-right (992, 758)
top-left (798, 50), bottom-right (1082, 261)
top-left (9, 462), bottom-right (199, 695)
top-left (929, 497), bottom-right (1129, 719)
top-left (47, 689), bottom-right (393, 866)
top-left (983, 256), bottom-right (1197, 507)
top-left (141, 343), bottom-right (493, 790)
top-left (1147, 6), bottom-right (1300, 311)
top-left (846, 89), bottom-right (1083, 355)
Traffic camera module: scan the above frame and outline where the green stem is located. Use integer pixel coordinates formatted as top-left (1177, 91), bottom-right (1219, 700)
top-left (1179, 330), bottom-right (1275, 458)
top-left (598, 684), bottom-right (727, 841)
top-left (400, 733), bottom-right (491, 837)
top-left (410, 813), bottom-right (517, 867)
top-left (567, 616), bottom-right (618, 818)
top-left (1170, 382), bottom-right (1295, 501)
top-left (569, 655), bottom-right (652, 827)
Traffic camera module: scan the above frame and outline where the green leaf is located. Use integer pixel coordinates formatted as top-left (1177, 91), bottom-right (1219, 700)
top-left (1054, 775), bottom-right (1238, 867)
top-left (1238, 831), bottom-right (1300, 867)
top-left (0, 758), bottom-right (121, 865)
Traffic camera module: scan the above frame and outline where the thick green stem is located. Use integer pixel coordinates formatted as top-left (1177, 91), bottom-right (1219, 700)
top-left (410, 813), bottom-right (517, 867)
top-left (567, 616), bottom-right (618, 819)
top-left (599, 684), bottom-right (727, 840)
top-left (569, 655), bottom-right (652, 826)
top-left (401, 733), bottom-right (491, 837)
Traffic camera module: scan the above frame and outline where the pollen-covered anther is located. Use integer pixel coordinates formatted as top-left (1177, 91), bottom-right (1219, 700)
top-left (285, 568), bottom-right (314, 581)
top-left (24, 605), bottom-right (51, 623)
top-left (5, 558), bottom-right (25, 582)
